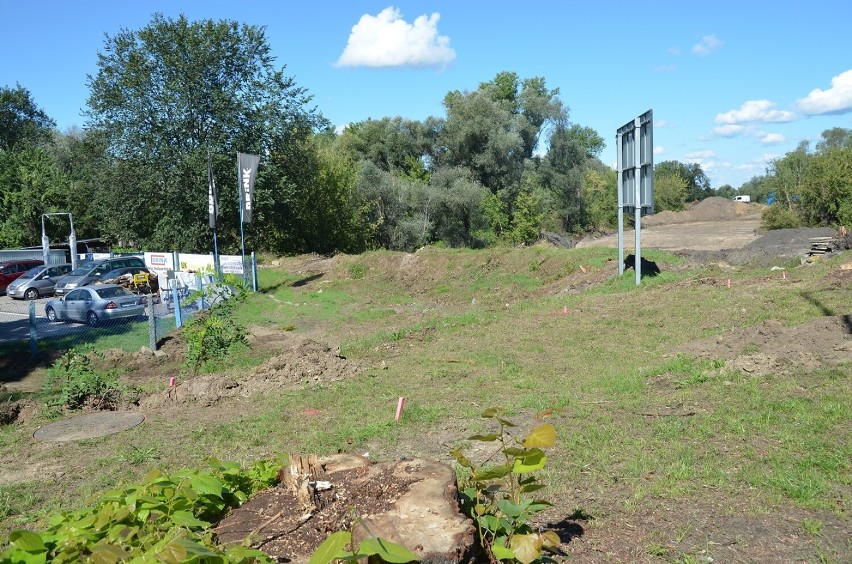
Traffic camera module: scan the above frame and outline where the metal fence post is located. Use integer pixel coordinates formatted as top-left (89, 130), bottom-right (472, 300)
top-left (28, 301), bottom-right (38, 354)
top-left (173, 282), bottom-right (183, 329)
top-left (251, 251), bottom-right (258, 292)
top-left (148, 297), bottom-right (157, 351)
top-left (196, 273), bottom-right (204, 311)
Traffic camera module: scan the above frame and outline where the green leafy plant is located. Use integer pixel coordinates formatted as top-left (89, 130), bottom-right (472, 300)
top-left (183, 290), bottom-right (249, 375)
top-left (43, 348), bottom-right (135, 410)
top-left (451, 408), bottom-right (560, 564)
top-left (1, 457), bottom-right (283, 563)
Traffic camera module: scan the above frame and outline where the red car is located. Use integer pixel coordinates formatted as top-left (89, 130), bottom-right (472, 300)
top-left (0, 259), bottom-right (44, 294)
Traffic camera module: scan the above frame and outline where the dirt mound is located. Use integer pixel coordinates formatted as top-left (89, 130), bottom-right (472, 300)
top-left (674, 316), bottom-right (852, 375)
top-left (644, 197), bottom-right (762, 226)
top-left (139, 339), bottom-right (360, 408)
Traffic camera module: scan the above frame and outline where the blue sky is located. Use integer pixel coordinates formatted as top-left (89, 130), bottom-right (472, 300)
top-left (2, 1), bottom-right (851, 189)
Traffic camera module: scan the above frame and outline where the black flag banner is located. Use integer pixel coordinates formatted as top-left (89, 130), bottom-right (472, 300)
top-left (208, 155), bottom-right (218, 229)
top-left (237, 152), bottom-right (260, 223)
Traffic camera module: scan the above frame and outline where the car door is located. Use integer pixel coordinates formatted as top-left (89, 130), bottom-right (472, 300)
top-left (40, 266), bottom-right (66, 294)
top-left (64, 289), bottom-right (88, 321)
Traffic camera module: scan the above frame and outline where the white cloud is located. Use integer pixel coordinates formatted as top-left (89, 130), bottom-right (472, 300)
top-left (713, 124), bottom-right (747, 138)
top-left (797, 69), bottom-right (852, 115)
top-left (654, 146), bottom-right (665, 155)
top-left (692, 34), bottom-right (722, 56)
top-left (685, 150), bottom-right (716, 160)
top-left (715, 100), bottom-right (796, 124)
top-left (758, 132), bottom-right (786, 144)
top-left (656, 118), bottom-right (669, 128)
top-left (336, 7), bottom-right (456, 68)
top-left (667, 47), bottom-right (681, 56)
top-left (654, 64), bottom-right (677, 73)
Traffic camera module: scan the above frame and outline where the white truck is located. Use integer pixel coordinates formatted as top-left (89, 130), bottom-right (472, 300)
top-left (734, 195), bottom-right (751, 203)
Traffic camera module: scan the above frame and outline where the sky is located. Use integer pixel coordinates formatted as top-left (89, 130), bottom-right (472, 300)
top-left (2, 1), bottom-right (852, 189)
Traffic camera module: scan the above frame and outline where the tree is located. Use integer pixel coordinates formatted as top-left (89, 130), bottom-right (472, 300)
top-left (715, 184), bottom-right (738, 199)
top-left (85, 13), bottom-right (327, 252)
top-left (816, 127), bottom-right (852, 152)
top-left (653, 170), bottom-right (688, 212)
top-left (655, 160), bottom-right (711, 201)
top-left (440, 72), bottom-right (565, 195)
top-left (0, 84), bottom-right (55, 150)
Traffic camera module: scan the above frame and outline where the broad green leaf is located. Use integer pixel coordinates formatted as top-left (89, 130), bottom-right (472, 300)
top-left (472, 465), bottom-right (510, 480)
top-left (169, 510), bottom-right (210, 529)
top-left (510, 533), bottom-right (540, 564)
top-left (309, 531), bottom-right (352, 564)
top-left (157, 537), bottom-right (219, 561)
top-left (526, 501), bottom-right (553, 513)
top-left (519, 483), bottom-right (546, 494)
top-left (449, 448), bottom-right (472, 468)
top-left (9, 530), bottom-right (46, 553)
top-left (477, 514), bottom-right (502, 532)
top-left (540, 530), bottom-right (561, 547)
top-left (481, 407), bottom-right (503, 418)
top-left (359, 537), bottom-right (419, 563)
top-left (513, 452), bottom-right (546, 474)
top-left (91, 543), bottom-right (130, 564)
top-left (502, 447), bottom-right (533, 457)
top-left (523, 424), bottom-right (556, 448)
top-left (497, 499), bottom-right (525, 517)
top-left (189, 473), bottom-right (225, 498)
top-left (467, 433), bottom-right (500, 442)
top-left (495, 417), bottom-right (517, 427)
top-left (490, 542), bottom-right (515, 560)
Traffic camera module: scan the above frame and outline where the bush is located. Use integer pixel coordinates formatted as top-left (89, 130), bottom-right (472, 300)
top-left (43, 349), bottom-right (135, 410)
top-left (762, 204), bottom-right (804, 230)
top-left (182, 290), bottom-right (248, 375)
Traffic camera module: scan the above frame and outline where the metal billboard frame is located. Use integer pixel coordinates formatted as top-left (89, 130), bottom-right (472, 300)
top-left (616, 110), bottom-right (654, 285)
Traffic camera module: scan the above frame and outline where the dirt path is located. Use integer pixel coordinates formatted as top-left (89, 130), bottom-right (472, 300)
top-left (575, 218), bottom-right (764, 251)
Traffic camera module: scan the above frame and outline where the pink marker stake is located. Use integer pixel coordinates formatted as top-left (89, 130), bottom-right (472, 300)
top-left (727, 278), bottom-right (731, 288)
top-left (169, 376), bottom-right (176, 387)
top-left (395, 397), bottom-right (406, 421)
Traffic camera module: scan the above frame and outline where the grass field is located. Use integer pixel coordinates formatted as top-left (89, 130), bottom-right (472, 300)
top-left (1, 245), bottom-right (849, 561)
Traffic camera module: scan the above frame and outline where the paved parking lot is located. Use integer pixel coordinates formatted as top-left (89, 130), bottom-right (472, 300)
top-left (0, 293), bottom-right (179, 344)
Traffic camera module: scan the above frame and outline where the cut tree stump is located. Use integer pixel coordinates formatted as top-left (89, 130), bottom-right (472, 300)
top-left (215, 454), bottom-right (477, 563)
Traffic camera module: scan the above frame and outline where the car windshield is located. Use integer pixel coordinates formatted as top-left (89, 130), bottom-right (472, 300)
top-left (95, 286), bottom-right (130, 298)
top-left (68, 263), bottom-right (95, 276)
top-left (18, 268), bottom-right (43, 279)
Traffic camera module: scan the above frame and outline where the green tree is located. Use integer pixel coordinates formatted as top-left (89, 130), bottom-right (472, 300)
top-left (715, 184), bottom-right (738, 199)
top-left (653, 170), bottom-right (688, 212)
top-left (85, 13), bottom-right (327, 252)
top-left (800, 146), bottom-right (852, 226)
top-left (0, 84), bottom-right (55, 150)
top-left (580, 164), bottom-right (617, 230)
top-left (655, 160), bottom-right (711, 201)
top-left (0, 147), bottom-right (69, 247)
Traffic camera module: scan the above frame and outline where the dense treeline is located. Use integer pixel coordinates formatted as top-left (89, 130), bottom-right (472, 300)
top-left (738, 129), bottom-right (852, 229)
top-left (1, 14), bottom-right (849, 254)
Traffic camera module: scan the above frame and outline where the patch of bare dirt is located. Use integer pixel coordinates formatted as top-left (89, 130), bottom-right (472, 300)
top-left (139, 337), bottom-right (359, 408)
top-left (674, 316), bottom-right (852, 376)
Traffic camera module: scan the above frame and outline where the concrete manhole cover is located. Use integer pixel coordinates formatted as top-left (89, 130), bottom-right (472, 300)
top-left (33, 412), bottom-right (145, 442)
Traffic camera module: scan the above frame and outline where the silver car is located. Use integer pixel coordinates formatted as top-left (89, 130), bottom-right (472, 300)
top-left (6, 264), bottom-right (73, 300)
top-left (45, 284), bottom-right (145, 327)
top-left (54, 257), bottom-right (146, 296)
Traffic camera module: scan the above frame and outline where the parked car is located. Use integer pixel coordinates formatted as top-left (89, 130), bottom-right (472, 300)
top-left (6, 263), bottom-right (73, 300)
top-left (53, 256), bottom-right (146, 296)
top-left (0, 259), bottom-right (44, 294)
top-left (44, 284), bottom-right (145, 327)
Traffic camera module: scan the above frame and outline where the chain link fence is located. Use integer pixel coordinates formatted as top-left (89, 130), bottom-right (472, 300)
top-left (0, 275), bottom-right (236, 356)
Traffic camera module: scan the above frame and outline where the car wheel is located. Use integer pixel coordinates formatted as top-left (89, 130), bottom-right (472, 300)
top-left (24, 288), bottom-right (39, 300)
top-left (46, 306), bottom-right (57, 322)
top-left (86, 311), bottom-right (99, 327)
